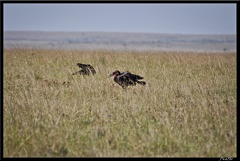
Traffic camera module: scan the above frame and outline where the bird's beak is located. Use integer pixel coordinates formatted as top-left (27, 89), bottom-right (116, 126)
top-left (108, 73), bottom-right (114, 78)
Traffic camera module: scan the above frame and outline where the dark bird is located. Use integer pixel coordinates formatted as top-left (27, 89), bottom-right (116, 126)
top-left (72, 63), bottom-right (96, 76)
top-left (109, 70), bottom-right (146, 88)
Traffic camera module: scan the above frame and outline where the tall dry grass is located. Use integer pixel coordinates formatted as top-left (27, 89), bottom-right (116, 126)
top-left (3, 48), bottom-right (236, 157)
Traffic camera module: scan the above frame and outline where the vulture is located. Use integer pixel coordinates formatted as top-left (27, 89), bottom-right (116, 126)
top-left (109, 70), bottom-right (146, 88)
top-left (72, 63), bottom-right (96, 76)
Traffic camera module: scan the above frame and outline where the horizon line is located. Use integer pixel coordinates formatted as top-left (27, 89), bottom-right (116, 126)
top-left (3, 30), bottom-right (236, 36)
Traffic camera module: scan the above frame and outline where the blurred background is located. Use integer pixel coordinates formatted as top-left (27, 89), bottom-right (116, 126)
top-left (3, 3), bottom-right (236, 52)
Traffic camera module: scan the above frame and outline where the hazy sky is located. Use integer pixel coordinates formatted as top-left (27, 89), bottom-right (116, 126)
top-left (4, 3), bottom-right (236, 35)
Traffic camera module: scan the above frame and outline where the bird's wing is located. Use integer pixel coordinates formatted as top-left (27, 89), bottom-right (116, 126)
top-left (121, 71), bottom-right (144, 80)
top-left (129, 73), bottom-right (144, 80)
top-left (88, 65), bottom-right (96, 74)
top-left (77, 63), bottom-right (89, 69)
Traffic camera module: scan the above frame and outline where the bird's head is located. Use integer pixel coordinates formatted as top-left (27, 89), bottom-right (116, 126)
top-left (109, 70), bottom-right (121, 78)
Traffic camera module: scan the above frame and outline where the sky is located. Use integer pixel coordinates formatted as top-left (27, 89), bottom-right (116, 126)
top-left (3, 3), bottom-right (236, 35)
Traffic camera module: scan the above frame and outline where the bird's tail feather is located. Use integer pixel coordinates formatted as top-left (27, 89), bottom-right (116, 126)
top-left (136, 81), bottom-right (146, 86)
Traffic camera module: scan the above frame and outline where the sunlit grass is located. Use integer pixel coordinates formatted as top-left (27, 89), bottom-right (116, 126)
top-left (3, 48), bottom-right (236, 157)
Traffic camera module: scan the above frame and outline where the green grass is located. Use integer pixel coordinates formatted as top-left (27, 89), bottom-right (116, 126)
top-left (3, 48), bottom-right (236, 157)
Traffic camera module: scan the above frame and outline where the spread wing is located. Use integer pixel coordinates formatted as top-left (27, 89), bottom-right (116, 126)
top-left (77, 63), bottom-right (89, 69)
top-left (76, 63), bottom-right (96, 75)
top-left (88, 65), bottom-right (96, 74)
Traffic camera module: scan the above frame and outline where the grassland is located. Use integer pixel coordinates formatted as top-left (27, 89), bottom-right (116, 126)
top-left (3, 48), bottom-right (236, 157)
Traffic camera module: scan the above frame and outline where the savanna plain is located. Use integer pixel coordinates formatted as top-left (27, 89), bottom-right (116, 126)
top-left (3, 48), bottom-right (236, 157)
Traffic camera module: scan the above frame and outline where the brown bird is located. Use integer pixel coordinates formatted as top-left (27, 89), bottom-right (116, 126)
top-left (72, 63), bottom-right (96, 76)
top-left (109, 70), bottom-right (146, 88)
